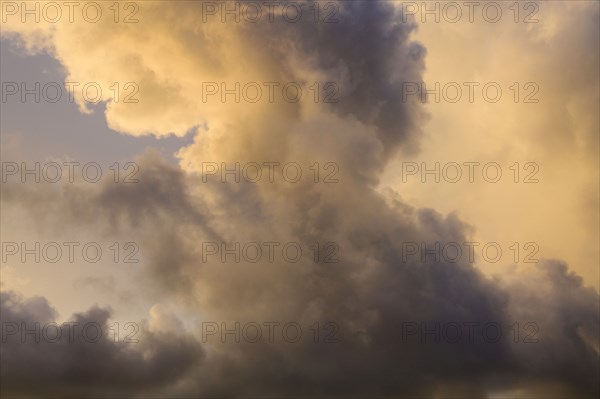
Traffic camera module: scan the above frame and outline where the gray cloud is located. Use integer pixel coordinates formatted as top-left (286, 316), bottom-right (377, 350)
top-left (0, 0), bottom-right (598, 397)
top-left (0, 290), bottom-right (204, 397)
top-left (3, 150), bottom-right (598, 397)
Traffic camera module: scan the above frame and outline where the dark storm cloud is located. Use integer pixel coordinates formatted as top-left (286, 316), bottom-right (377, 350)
top-left (0, 290), bottom-right (204, 397)
top-left (499, 261), bottom-right (600, 395)
top-left (246, 0), bottom-right (428, 160)
top-left (3, 151), bottom-right (598, 397)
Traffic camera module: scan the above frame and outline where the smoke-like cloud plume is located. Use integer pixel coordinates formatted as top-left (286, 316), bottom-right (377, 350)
top-left (1, 0), bottom-right (598, 397)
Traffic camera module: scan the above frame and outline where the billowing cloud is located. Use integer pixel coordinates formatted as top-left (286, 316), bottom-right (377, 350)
top-left (0, 290), bottom-right (204, 397)
top-left (1, 0), bottom-right (598, 397)
top-left (3, 149), bottom-right (598, 397)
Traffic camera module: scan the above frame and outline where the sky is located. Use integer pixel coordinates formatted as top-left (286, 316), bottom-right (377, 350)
top-left (1, 1), bottom-right (599, 398)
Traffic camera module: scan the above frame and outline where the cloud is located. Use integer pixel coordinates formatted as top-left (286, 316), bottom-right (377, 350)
top-left (1, 0), bottom-right (598, 397)
top-left (0, 290), bottom-right (204, 397)
top-left (3, 150), bottom-right (598, 397)
top-left (383, 0), bottom-right (600, 288)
